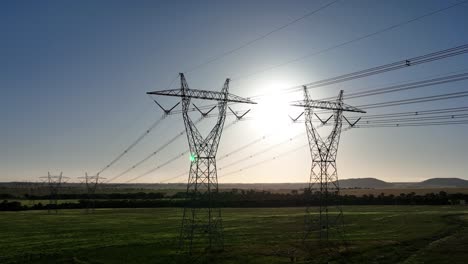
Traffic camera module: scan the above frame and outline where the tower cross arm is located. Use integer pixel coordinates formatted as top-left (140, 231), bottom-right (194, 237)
top-left (290, 99), bottom-right (366, 113)
top-left (147, 89), bottom-right (257, 104)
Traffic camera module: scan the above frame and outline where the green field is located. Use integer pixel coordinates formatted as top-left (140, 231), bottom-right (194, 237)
top-left (1, 206), bottom-right (467, 263)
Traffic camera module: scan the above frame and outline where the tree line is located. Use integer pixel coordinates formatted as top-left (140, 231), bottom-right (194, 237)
top-left (1, 189), bottom-right (467, 211)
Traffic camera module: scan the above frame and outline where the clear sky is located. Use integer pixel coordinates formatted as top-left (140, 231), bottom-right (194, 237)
top-left (1, 0), bottom-right (468, 183)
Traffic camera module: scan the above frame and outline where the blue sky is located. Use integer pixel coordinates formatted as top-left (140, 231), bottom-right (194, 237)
top-left (1, 0), bottom-right (467, 183)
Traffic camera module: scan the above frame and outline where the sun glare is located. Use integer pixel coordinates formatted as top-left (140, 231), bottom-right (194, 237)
top-left (254, 81), bottom-right (296, 137)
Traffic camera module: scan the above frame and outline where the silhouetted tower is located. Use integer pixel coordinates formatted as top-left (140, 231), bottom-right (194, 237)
top-left (40, 172), bottom-right (68, 214)
top-left (292, 87), bottom-right (365, 244)
top-left (78, 173), bottom-right (103, 213)
top-left (147, 73), bottom-right (256, 254)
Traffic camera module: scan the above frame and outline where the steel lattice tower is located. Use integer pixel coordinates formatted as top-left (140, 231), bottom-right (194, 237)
top-left (292, 87), bottom-right (365, 244)
top-left (79, 173), bottom-right (103, 213)
top-left (40, 172), bottom-right (68, 214)
top-left (147, 73), bottom-right (256, 253)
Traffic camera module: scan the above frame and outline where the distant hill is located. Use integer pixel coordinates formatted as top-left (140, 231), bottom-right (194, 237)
top-left (419, 178), bottom-right (468, 188)
top-left (337, 178), bottom-right (395, 189)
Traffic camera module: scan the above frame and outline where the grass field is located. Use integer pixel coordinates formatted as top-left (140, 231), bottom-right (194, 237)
top-left (0, 206), bottom-right (467, 263)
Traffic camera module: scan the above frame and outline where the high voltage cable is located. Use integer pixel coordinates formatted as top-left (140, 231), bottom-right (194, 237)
top-left (120, 63), bottom-right (468, 183)
top-left (359, 114), bottom-right (468, 124)
top-left (160, 170), bottom-right (188, 184)
top-left (124, 150), bottom-right (190, 183)
top-left (318, 72), bottom-right (468, 101)
top-left (154, 109), bottom-right (468, 183)
top-left (294, 112), bottom-right (468, 125)
top-left (218, 131), bottom-right (306, 171)
top-left (357, 91), bottom-right (468, 109)
top-left (105, 124), bottom-right (190, 183)
top-left (353, 114), bottom-right (468, 123)
top-left (218, 136), bottom-right (267, 161)
top-left (106, 118), bottom-right (205, 183)
top-left (118, 119), bottom-right (241, 183)
top-left (183, 0), bottom-right (340, 73)
top-left (183, 119), bottom-right (468, 183)
top-left (159, 125), bottom-right (324, 183)
top-left (95, 2), bottom-right (467, 180)
top-left (160, 134), bottom-right (306, 183)
top-left (94, 73), bottom-right (181, 176)
top-left (305, 107), bottom-right (468, 125)
top-left (217, 118), bottom-right (468, 181)
top-left (96, 114), bottom-right (166, 175)
top-left (108, 111), bottom-right (245, 183)
top-left (220, 144), bottom-right (309, 180)
top-left (312, 67), bottom-right (468, 101)
top-left (218, 121), bottom-right (298, 160)
top-left (123, 122), bottom-right (237, 183)
top-left (165, 110), bottom-right (468, 182)
top-left (309, 91), bottom-right (468, 116)
top-left (354, 120), bottom-right (468, 128)
top-left (232, 0), bottom-right (468, 82)
top-left (278, 43), bottom-right (468, 94)
top-left (169, 45), bottom-right (468, 116)
top-left (347, 106), bottom-right (468, 119)
top-left (161, 143), bottom-right (308, 183)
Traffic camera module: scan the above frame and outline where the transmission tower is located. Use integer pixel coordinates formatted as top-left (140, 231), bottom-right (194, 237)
top-left (40, 172), bottom-right (68, 214)
top-left (147, 73), bottom-right (256, 254)
top-left (291, 87), bottom-right (365, 247)
top-left (78, 173), bottom-right (103, 213)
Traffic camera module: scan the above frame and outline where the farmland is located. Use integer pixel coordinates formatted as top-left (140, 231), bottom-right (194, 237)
top-left (0, 206), bottom-right (467, 263)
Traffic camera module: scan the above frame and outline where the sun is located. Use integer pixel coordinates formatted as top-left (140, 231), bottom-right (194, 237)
top-left (253, 80), bottom-right (297, 137)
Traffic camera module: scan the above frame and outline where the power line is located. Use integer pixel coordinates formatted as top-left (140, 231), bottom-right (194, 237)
top-left (248, 70), bottom-right (468, 123)
top-left (105, 117), bottom-right (208, 183)
top-left (281, 43), bottom-right (468, 94)
top-left (124, 150), bottom-right (190, 183)
top-left (220, 144), bottom-right (308, 180)
top-left (348, 106), bottom-right (468, 119)
top-left (95, 74), bottom-right (181, 176)
top-left (177, 48), bottom-right (468, 116)
top-left (217, 119), bottom-right (468, 181)
top-left (359, 114), bottom-right (468, 124)
top-left (318, 72), bottom-right (468, 101)
top-left (233, 0), bottom-right (468, 82)
top-left (357, 91), bottom-right (468, 109)
top-left (159, 135), bottom-right (305, 183)
top-left (159, 126), bottom-right (323, 183)
top-left (218, 135), bottom-right (267, 161)
top-left (156, 106), bottom-right (468, 184)
top-left (306, 92), bottom-right (468, 117)
top-left (120, 119), bottom-right (241, 183)
top-left (354, 120), bottom-right (468, 128)
top-left (183, 0), bottom-right (340, 73)
top-left (159, 170), bottom-right (188, 184)
top-left (218, 121), bottom-right (298, 161)
top-left (105, 128), bottom-right (185, 183)
top-left (290, 106), bottom-right (468, 129)
top-left (117, 65), bottom-right (468, 183)
top-left (96, 114), bottom-right (166, 175)
top-left (219, 131), bottom-right (305, 171)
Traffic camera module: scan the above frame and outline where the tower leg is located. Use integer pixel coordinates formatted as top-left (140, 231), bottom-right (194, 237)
top-left (179, 157), bottom-right (223, 253)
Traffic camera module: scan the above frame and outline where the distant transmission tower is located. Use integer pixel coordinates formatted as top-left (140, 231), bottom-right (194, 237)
top-left (147, 73), bottom-right (256, 254)
top-left (40, 172), bottom-right (68, 214)
top-left (292, 87), bottom-right (365, 246)
top-left (78, 173), bottom-right (103, 213)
